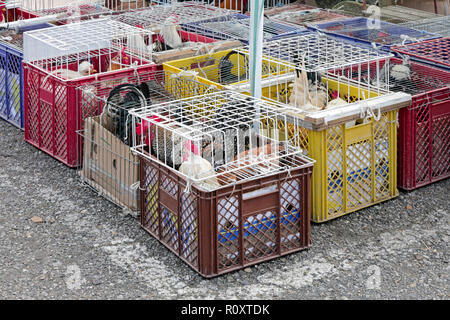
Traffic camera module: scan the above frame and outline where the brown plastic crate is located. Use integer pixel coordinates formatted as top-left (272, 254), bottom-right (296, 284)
top-left (139, 152), bottom-right (313, 278)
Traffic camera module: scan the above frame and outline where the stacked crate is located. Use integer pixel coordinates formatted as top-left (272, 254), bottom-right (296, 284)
top-left (269, 7), bottom-right (353, 27)
top-left (308, 17), bottom-right (441, 52)
top-left (130, 90), bottom-right (315, 276)
top-left (163, 33), bottom-right (413, 222)
top-left (0, 1), bottom-right (52, 128)
top-left (182, 13), bottom-right (309, 44)
top-left (389, 40), bottom-right (450, 190)
top-left (111, 3), bottom-right (242, 65)
top-left (76, 69), bottom-right (222, 213)
top-left (23, 18), bottom-right (156, 167)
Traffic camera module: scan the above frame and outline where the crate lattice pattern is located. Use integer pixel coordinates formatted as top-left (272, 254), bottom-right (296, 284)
top-left (0, 51), bottom-right (22, 127)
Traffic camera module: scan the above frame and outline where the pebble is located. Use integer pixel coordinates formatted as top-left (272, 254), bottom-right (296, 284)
top-left (31, 216), bottom-right (43, 223)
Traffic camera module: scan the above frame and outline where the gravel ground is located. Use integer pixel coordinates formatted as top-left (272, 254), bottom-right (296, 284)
top-left (0, 119), bottom-right (448, 300)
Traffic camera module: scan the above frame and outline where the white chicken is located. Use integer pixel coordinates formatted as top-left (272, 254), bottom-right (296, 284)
top-left (288, 55), bottom-right (328, 112)
top-left (50, 61), bottom-right (96, 80)
top-left (159, 14), bottom-right (183, 50)
top-left (178, 142), bottom-right (220, 191)
top-left (325, 92), bottom-right (355, 128)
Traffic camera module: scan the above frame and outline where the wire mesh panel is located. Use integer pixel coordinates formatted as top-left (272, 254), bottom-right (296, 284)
top-left (76, 68), bottom-right (220, 212)
top-left (104, 0), bottom-right (155, 11)
top-left (392, 37), bottom-right (450, 70)
top-left (182, 13), bottom-right (307, 44)
top-left (377, 5), bottom-right (441, 24)
top-left (163, 33), bottom-right (395, 109)
top-left (107, 3), bottom-right (241, 65)
top-left (23, 19), bottom-right (156, 166)
top-left (401, 16), bottom-right (450, 38)
top-left (270, 8), bottom-right (352, 27)
top-left (130, 90), bottom-right (311, 190)
top-left (23, 18), bottom-right (155, 62)
top-left (28, 1), bottom-right (113, 25)
top-left (331, 3), bottom-right (440, 24)
top-left (309, 17), bottom-right (441, 52)
top-left (111, 1), bottom-right (237, 32)
top-left (134, 90), bottom-right (314, 277)
top-left (263, 2), bottom-right (316, 16)
top-left (154, 0), bottom-right (295, 13)
top-left (0, 0), bottom-right (39, 23)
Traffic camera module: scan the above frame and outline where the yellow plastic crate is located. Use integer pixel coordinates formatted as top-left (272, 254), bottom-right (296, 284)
top-left (162, 49), bottom-right (293, 98)
top-left (163, 50), bottom-right (402, 223)
top-left (268, 79), bottom-right (399, 223)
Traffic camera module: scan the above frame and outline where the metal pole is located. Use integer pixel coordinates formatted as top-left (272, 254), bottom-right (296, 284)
top-left (249, 0), bottom-right (264, 99)
top-left (249, 0), bottom-right (264, 133)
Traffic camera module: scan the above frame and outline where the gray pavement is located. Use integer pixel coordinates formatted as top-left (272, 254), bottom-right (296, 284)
top-left (0, 119), bottom-right (448, 300)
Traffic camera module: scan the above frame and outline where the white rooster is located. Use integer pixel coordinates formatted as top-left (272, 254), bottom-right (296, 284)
top-left (178, 141), bottom-right (220, 191)
top-left (159, 14), bottom-right (183, 50)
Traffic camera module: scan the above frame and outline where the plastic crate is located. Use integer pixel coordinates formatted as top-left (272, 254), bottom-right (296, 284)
top-left (131, 93), bottom-right (315, 278)
top-left (77, 69), bottom-right (220, 212)
top-left (263, 3), bottom-right (317, 16)
top-left (0, 22), bottom-right (54, 129)
top-left (182, 13), bottom-right (307, 44)
top-left (328, 56), bottom-right (450, 189)
top-left (139, 154), bottom-right (313, 277)
top-left (162, 37), bottom-right (413, 222)
top-left (401, 16), bottom-right (450, 38)
top-left (392, 37), bottom-right (450, 70)
top-left (270, 8), bottom-right (352, 27)
top-left (23, 57), bottom-right (156, 167)
top-left (308, 17), bottom-right (441, 52)
top-left (30, 3), bottom-right (113, 25)
top-left (395, 61), bottom-right (450, 190)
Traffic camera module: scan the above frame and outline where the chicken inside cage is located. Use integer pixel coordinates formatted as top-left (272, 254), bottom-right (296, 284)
top-left (131, 91), bottom-right (306, 191)
top-left (271, 8), bottom-right (350, 26)
top-left (338, 56), bottom-right (449, 97)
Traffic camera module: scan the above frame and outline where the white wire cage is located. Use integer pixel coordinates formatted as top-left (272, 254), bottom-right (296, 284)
top-left (23, 18), bottom-right (155, 80)
top-left (269, 7), bottom-right (353, 27)
top-left (76, 68), bottom-right (220, 210)
top-left (111, 1), bottom-right (237, 32)
top-left (166, 33), bottom-right (397, 121)
top-left (0, 0), bottom-right (113, 25)
top-left (181, 13), bottom-right (306, 44)
top-left (401, 16), bottom-right (450, 38)
top-left (107, 1), bottom-right (241, 62)
top-left (153, 0), bottom-right (296, 13)
top-left (130, 90), bottom-right (312, 192)
top-left (230, 34), bottom-right (414, 130)
top-left (263, 1), bottom-right (316, 16)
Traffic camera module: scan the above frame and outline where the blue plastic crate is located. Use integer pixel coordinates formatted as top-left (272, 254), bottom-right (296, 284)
top-left (308, 17), bottom-right (441, 52)
top-left (0, 23), bottom-right (53, 129)
top-left (182, 13), bottom-right (309, 44)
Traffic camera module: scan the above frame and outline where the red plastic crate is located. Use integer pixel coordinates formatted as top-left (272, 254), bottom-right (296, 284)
top-left (139, 152), bottom-right (313, 278)
top-left (335, 57), bottom-right (450, 190)
top-left (398, 84), bottom-right (450, 190)
top-left (392, 37), bottom-right (450, 70)
top-left (23, 52), bottom-right (155, 167)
